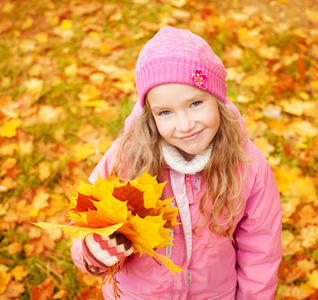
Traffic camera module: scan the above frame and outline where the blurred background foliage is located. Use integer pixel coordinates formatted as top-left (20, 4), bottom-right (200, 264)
top-left (0, 0), bottom-right (318, 299)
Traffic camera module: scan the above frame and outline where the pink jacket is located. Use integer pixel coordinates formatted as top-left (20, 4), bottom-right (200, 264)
top-left (71, 99), bottom-right (282, 300)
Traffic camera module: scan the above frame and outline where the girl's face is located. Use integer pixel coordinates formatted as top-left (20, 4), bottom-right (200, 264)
top-left (147, 83), bottom-right (221, 161)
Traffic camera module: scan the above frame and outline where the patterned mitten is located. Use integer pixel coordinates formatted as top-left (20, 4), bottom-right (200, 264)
top-left (82, 232), bottom-right (134, 274)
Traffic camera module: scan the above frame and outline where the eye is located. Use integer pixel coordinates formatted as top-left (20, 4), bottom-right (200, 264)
top-left (158, 110), bottom-right (172, 116)
top-left (190, 101), bottom-right (202, 108)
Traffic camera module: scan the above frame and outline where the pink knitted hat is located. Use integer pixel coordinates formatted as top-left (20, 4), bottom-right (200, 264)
top-left (135, 26), bottom-right (228, 107)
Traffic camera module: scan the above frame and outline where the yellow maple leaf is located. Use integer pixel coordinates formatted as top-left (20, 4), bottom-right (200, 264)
top-left (37, 105), bottom-right (66, 124)
top-left (35, 32), bottom-right (48, 43)
top-left (277, 283), bottom-right (314, 299)
top-left (37, 161), bottom-right (51, 182)
top-left (24, 78), bottom-right (43, 94)
top-left (307, 270), bottom-right (318, 289)
top-left (0, 264), bottom-right (11, 294)
top-left (274, 166), bottom-right (299, 194)
top-left (281, 230), bottom-right (295, 248)
top-left (11, 265), bottom-right (29, 281)
top-left (289, 121), bottom-right (318, 138)
top-left (281, 98), bottom-right (305, 116)
top-left (297, 259), bottom-right (316, 274)
top-left (0, 118), bottom-right (22, 138)
top-left (2, 280), bottom-right (25, 298)
top-left (1, 176), bottom-right (17, 193)
top-left (306, 9), bottom-right (318, 24)
top-left (244, 71), bottom-right (270, 88)
top-left (2, 2), bottom-right (14, 13)
top-left (80, 100), bottom-right (105, 108)
top-left (268, 119), bottom-right (287, 136)
top-left (20, 16), bottom-right (33, 31)
top-left (60, 19), bottom-right (73, 30)
top-left (30, 189), bottom-right (50, 217)
top-left (98, 138), bottom-right (113, 153)
top-left (89, 72), bottom-right (105, 86)
top-left (73, 143), bottom-right (95, 161)
top-left (35, 170), bottom-right (181, 274)
top-left (238, 27), bottom-right (261, 49)
top-left (258, 45), bottom-right (280, 60)
top-left (289, 176), bottom-right (316, 203)
top-left (64, 64), bottom-right (78, 77)
top-left (78, 84), bottom-right (100, 101)
top-left (112, 81), bottom-right (135, 93)
top-left (298, 205), bottom-right (317, 224)
top-left (300, 226), bottom-right (318, 249)
top-left (253, 137), bottom-right (275, 158)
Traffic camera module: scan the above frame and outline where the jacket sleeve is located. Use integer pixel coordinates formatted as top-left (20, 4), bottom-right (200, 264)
top-left (71, 239), bottom-right (92, 275)
top-left (234, 145), bottom-right (283, 300)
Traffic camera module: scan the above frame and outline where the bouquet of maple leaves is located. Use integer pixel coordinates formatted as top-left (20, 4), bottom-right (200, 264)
top-left (35, 170), bottom-right (182, 297)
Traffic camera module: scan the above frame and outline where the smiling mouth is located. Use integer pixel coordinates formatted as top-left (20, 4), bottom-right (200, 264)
top-left (179, 130), bottom-right (202, 141)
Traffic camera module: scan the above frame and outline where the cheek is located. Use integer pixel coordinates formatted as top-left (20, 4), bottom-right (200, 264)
top-left (154, 120), bottom-right (172, 139)
top-left (214, 114), bottom-right (221, 130)
top-left (204, 110), bottom-right (220, 130)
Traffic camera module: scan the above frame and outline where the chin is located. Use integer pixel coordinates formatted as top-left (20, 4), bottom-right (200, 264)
top-left (176, 147), bottom-right (202, 160)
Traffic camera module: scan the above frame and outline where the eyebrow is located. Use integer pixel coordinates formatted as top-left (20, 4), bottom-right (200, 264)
top-left (150, 106), bottom-right (169, 113)
top-left (150, 94), bottom-right (207, 112)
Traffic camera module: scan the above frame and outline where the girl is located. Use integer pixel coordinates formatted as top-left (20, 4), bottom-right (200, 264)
top-left (71, 26), bottom-right (282, 300)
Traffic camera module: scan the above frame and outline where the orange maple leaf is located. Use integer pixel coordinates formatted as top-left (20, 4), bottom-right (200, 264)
top-left (35, 169), bottom-right (181, 274)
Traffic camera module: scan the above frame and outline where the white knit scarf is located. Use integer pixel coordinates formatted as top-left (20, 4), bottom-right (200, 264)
top-left (162, 142), bottom-right (212, 175)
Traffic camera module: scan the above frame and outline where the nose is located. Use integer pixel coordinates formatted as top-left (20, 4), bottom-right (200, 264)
top-left (176, 115), bottom-right (195, 133)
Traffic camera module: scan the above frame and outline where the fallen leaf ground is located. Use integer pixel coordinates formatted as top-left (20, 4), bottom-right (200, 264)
top-left (0, 0), bottom-right (317, 299)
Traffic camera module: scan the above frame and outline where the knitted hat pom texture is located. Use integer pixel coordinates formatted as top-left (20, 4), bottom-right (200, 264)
top-left (135, 26), bottom-right (228, 107)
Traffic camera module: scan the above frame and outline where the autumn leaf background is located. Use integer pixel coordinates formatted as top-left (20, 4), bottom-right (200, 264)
top-left (0, 0), bottom-right (317, 299)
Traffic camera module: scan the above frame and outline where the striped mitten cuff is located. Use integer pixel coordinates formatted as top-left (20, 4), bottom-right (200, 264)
top-left (82, 232), bottom-right (134, 272)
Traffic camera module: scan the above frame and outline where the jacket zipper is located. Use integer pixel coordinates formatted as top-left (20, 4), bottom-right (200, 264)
top-left (185, 174), bottom-right (194, 205)
top-left (165, 198), bottom-right (176, 258)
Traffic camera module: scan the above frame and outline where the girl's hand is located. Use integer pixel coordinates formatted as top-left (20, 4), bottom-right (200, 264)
top-left (82, 232), bottom-right (134, 275)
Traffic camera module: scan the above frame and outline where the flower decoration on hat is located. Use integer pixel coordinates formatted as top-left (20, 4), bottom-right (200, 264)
top-left (192, 70), bottom-right (208, 90)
